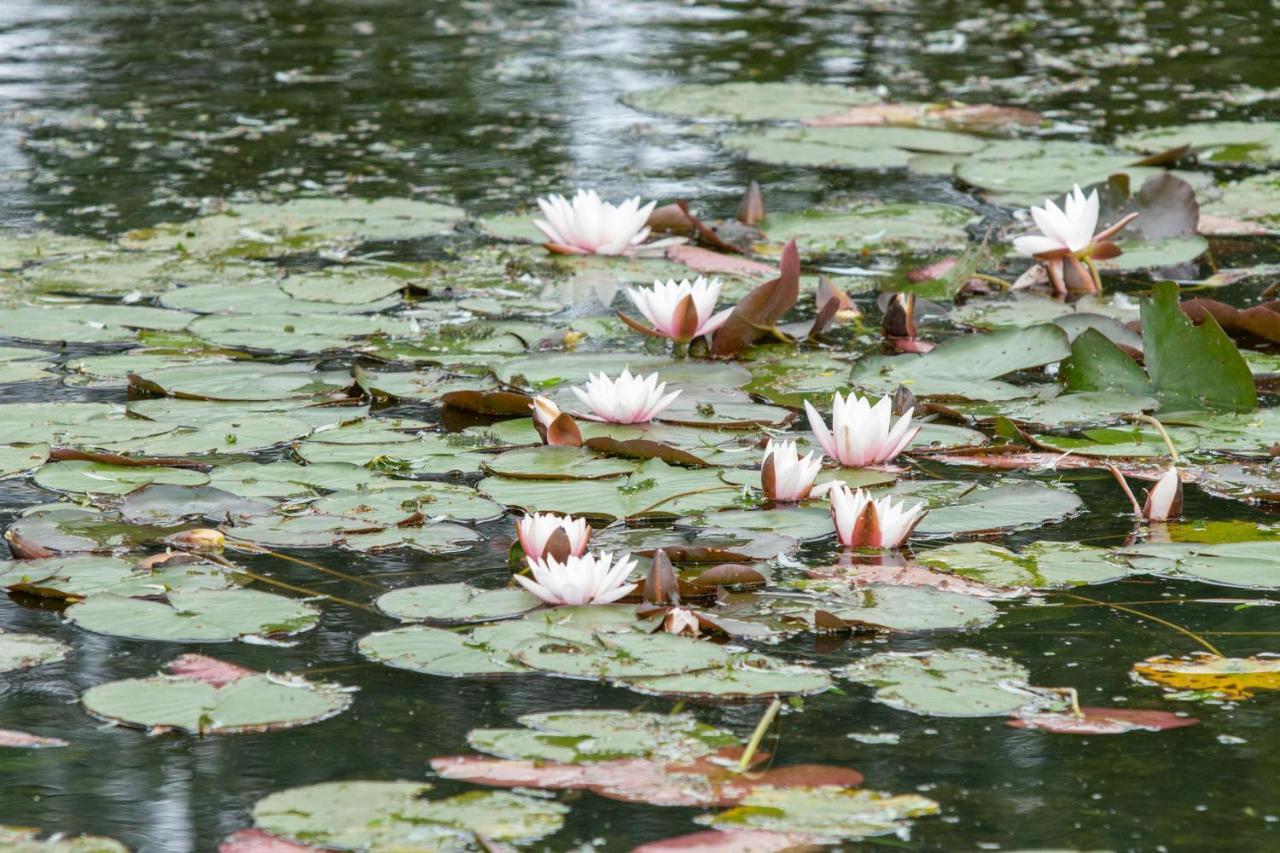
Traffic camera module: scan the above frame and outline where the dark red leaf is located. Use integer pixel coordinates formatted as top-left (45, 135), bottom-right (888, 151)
top-left (440, 390), bottom-right (535, 416)
top-left (584, 436), bottom-right (708, 467)
top-left (709, 241), bottom-right (800, 357)
top-left (1008, 707), bottom-right (1199, 734)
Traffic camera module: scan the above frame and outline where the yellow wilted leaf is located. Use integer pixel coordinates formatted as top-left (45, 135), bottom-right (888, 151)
top-left (1133, 653), bottom-right (1280, 699)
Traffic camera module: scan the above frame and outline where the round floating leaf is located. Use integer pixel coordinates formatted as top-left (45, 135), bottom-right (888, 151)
top-left (0, 444), bottom-right (48, 478)
top-left (207, 461), bottom-right (378, 499)
top-left (357, 625), bottom-right (527, 677)
top-left (0, 554), bottom-right (229, 599)
top-left (1008, 707), bottom-right (1199, 734)
top-left (1116, 120), bottom-right (1280, 165)
top-left (479, 458), bottom-right (738, 521)
top-left (697, 507), bottom-right (834, 542)
top-left (0, 630), bottom-right (70, 673)
top-left (120, 484), bottom-right (275, 526)
top-left (914, 481), bottom-right (1082, 536)
top-left (342, 524), bottom-right (481, 555)
top-left (82, 672), bottom-right (352, 734)
top-left (625, 665), bottom-right (832, 699)
top-left (34, 461), bottom-right (210, 496)
top-left (918, 540), bottom-right (1133, 589)
top-left (699, 787), bottom-right (940, 840)
top-left (849, 324), bottom-right (1070, 401)
top-left (783, 582), bottom-right (1000, 632)
top-left (757, 202), bottom-right (976, 255)
top-left (129, 363), bottom-right (344, 401)
top-left (253, 781), bottom-right (566, 847)
top-left (311, 483), bottom-right (503, 524)
top-left (1097, 235), bottom-right (1208, 271)
top-left (0, 826), bottom-right (128, 851)
top-left (1120, 541), bottom-right (1280, 589)
top-left (482, 445), bottom-right (637, 480)
top-left (66, 590), bottom-right (320, 643)
top-left (839, 648), bottom-right (1042, 716)
top-left (624, 82), bottom-right (880, 122)
top-left (376, 583), bottom-right (542, 624)
top-left (1132, 654), bottom-right (1280, 699)
top-left (467, 709), bottom-right (739, 763)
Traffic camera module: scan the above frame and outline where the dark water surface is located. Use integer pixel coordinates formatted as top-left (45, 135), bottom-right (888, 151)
top-left (1, 1), bottom-right (1280, 851)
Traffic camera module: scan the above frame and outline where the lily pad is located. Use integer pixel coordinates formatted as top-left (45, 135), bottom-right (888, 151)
top-left (0, 630), bottom-right (70, 673)
top-left (757, 202), bottom-right (976, 255)
top-left (839, 648), bottom-right (1044, 716)
top-left (376, 583), bottom-right (543, 624)
top-left (918, 541), bottom-right (1133, 589)
top-left (624, 82), bottom-right (880, 122)
top-left (699, 786), bottom-right (940, 840)
top-left (466, 709), bottom-right (738, 763)
top-left (252, 781), bottom-right (566, 847)
top-left (82, 667), bottom-right (352, 734)
top-left (66, 590), bottom-right (320, 643)
top-left (914, 481), bottom-right (1082, 536)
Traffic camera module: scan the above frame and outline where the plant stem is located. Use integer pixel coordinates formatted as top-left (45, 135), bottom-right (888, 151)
top-left (737, 698), bottom-right (783, 773)
top-left (1134, 414), bottom-right (1180, 462)
top-left (1083, 255), bottom-right (1104, 294)
top-left (1056, 591), bottom-right (1222, 656)
top-left (970, 273), bottom-right (1013, 289)
top-left (1106, 464), bottom-right (1143, 517)
top-left (226, 540), bottom-right (384, 589)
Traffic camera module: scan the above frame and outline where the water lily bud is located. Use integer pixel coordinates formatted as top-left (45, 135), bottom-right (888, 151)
top-left (891, 385), bottom-right (916, 418)
top-left (736, 180), bottom-right (765, 226)
top-left (1143, 467), bottom-right (1183, 522)
top-left (165, 528), bottom-right (225, 551)
top-left (881, 292), bottom-right (918, 339)
top-left (828, 483), bottom-right (926, 549)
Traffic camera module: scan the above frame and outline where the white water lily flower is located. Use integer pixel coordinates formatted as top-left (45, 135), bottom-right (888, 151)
top-left (534, 189), bottom-right (655, 256)
top-left (571, 368), bottom-right (681, 424)
top-left (623, 277), bottom-right (733, 342)
top-left (517, 551), bottom-right (638, 606)
top-left (828, 483), bottom-right (926, 549)
top-left (1014, 184), bottom-right (1100, 257)
top-left (663, 607), bottom-right (701, 637)
top-left (1143, 467), bottom-right (1183, 522)
top-left (515, 512), bottom-right (591, 561)
top-left (1013, 184), bottom-right (1139, 296)
top-left (761, 439), bottom-right (823, 503)
top-left (804, 392), bottom-right (920, 468)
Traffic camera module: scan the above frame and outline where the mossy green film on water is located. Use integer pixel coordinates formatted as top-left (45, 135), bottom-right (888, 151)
top-left (1, 0), bottom-right (1280, 849)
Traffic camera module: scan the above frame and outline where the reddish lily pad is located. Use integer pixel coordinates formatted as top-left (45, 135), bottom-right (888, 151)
top-left (1008, 708), bottom-right (1199, 734)
top-left (0, 729), bottom-right (69, 748)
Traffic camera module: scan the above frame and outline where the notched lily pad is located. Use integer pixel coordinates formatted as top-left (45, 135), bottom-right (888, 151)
top-left (66, 589), bottom-right (320, 643)
top-left (839, 648), bottom-right (1045, 716)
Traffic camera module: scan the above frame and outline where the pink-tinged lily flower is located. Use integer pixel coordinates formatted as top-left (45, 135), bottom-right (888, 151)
top-left (663, 607), bottom-right (701, 637)
top-left (534, 189), bottom-right (656, 256)
top-left (515, 513), bottom-right (591, 562)
top-left (1013, 184), bottom-right (1139, 297)
top-left (620, 277), bottom-right (733, 343)
top-left (761, 439), bottom-right (823, 503)
top-left (804, 392), bottom-right (920, 468)
top-left (828, 483), bottom-right (926, 549)
top-left (571, 368), bottom-right (681, 424)
top-left (1143, 467), bottom-right (1183, 522)
top-left (516, 551), bottom-right (638, 606)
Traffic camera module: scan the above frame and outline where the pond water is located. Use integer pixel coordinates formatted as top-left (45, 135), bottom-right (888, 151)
top-left (1, 1), bottom-right (1280, 851)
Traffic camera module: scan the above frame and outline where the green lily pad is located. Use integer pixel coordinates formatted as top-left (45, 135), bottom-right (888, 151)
top-left (207, 461), bottom-right (378, 498)
top-left (724, 126), bottom-right (987, 172)
top-left (1120, 541), bottom-right (1280, 589)
top-left (782, 581), bottom-right (1000, 632)
top-left (623, 81), bottom-right (880, 122)
top-left (918, 541), bottom-right (1133, 589)
top-left (0, 554), bottom-right (230, 599)
top-left (466, 709), bottom-right (738, 763)
top-left (252, 781), bottom-right (566, 847)
top-left (376, 583), bottom-right (542, 624)
top-left (479, 458), bottom-right (738, 521)
top-left (0, 826), bottom-right (127, 852)
top-left (839, 648), bottom-right (1044, 716)
top-left (66, 590), bottom-right (320, 643)
top-left (757, 201), bottom-right (976, 255)
top-left (34, 461), bottom-right (210, 496)
top-left (1116, 121), bottom-right (1280, 165)
top-left (700, 786), bottom-right (940, 839)
top-left (82, 672), bottom-right (352, 734)
top-left (849, 324), bottom-right (1070, 401)
top-left (914, 481), bottom-right (1082, 536)
top-left (0, 630), bottom-right (70, 673)
top-left (357, 625), bottom-right (527, 677)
